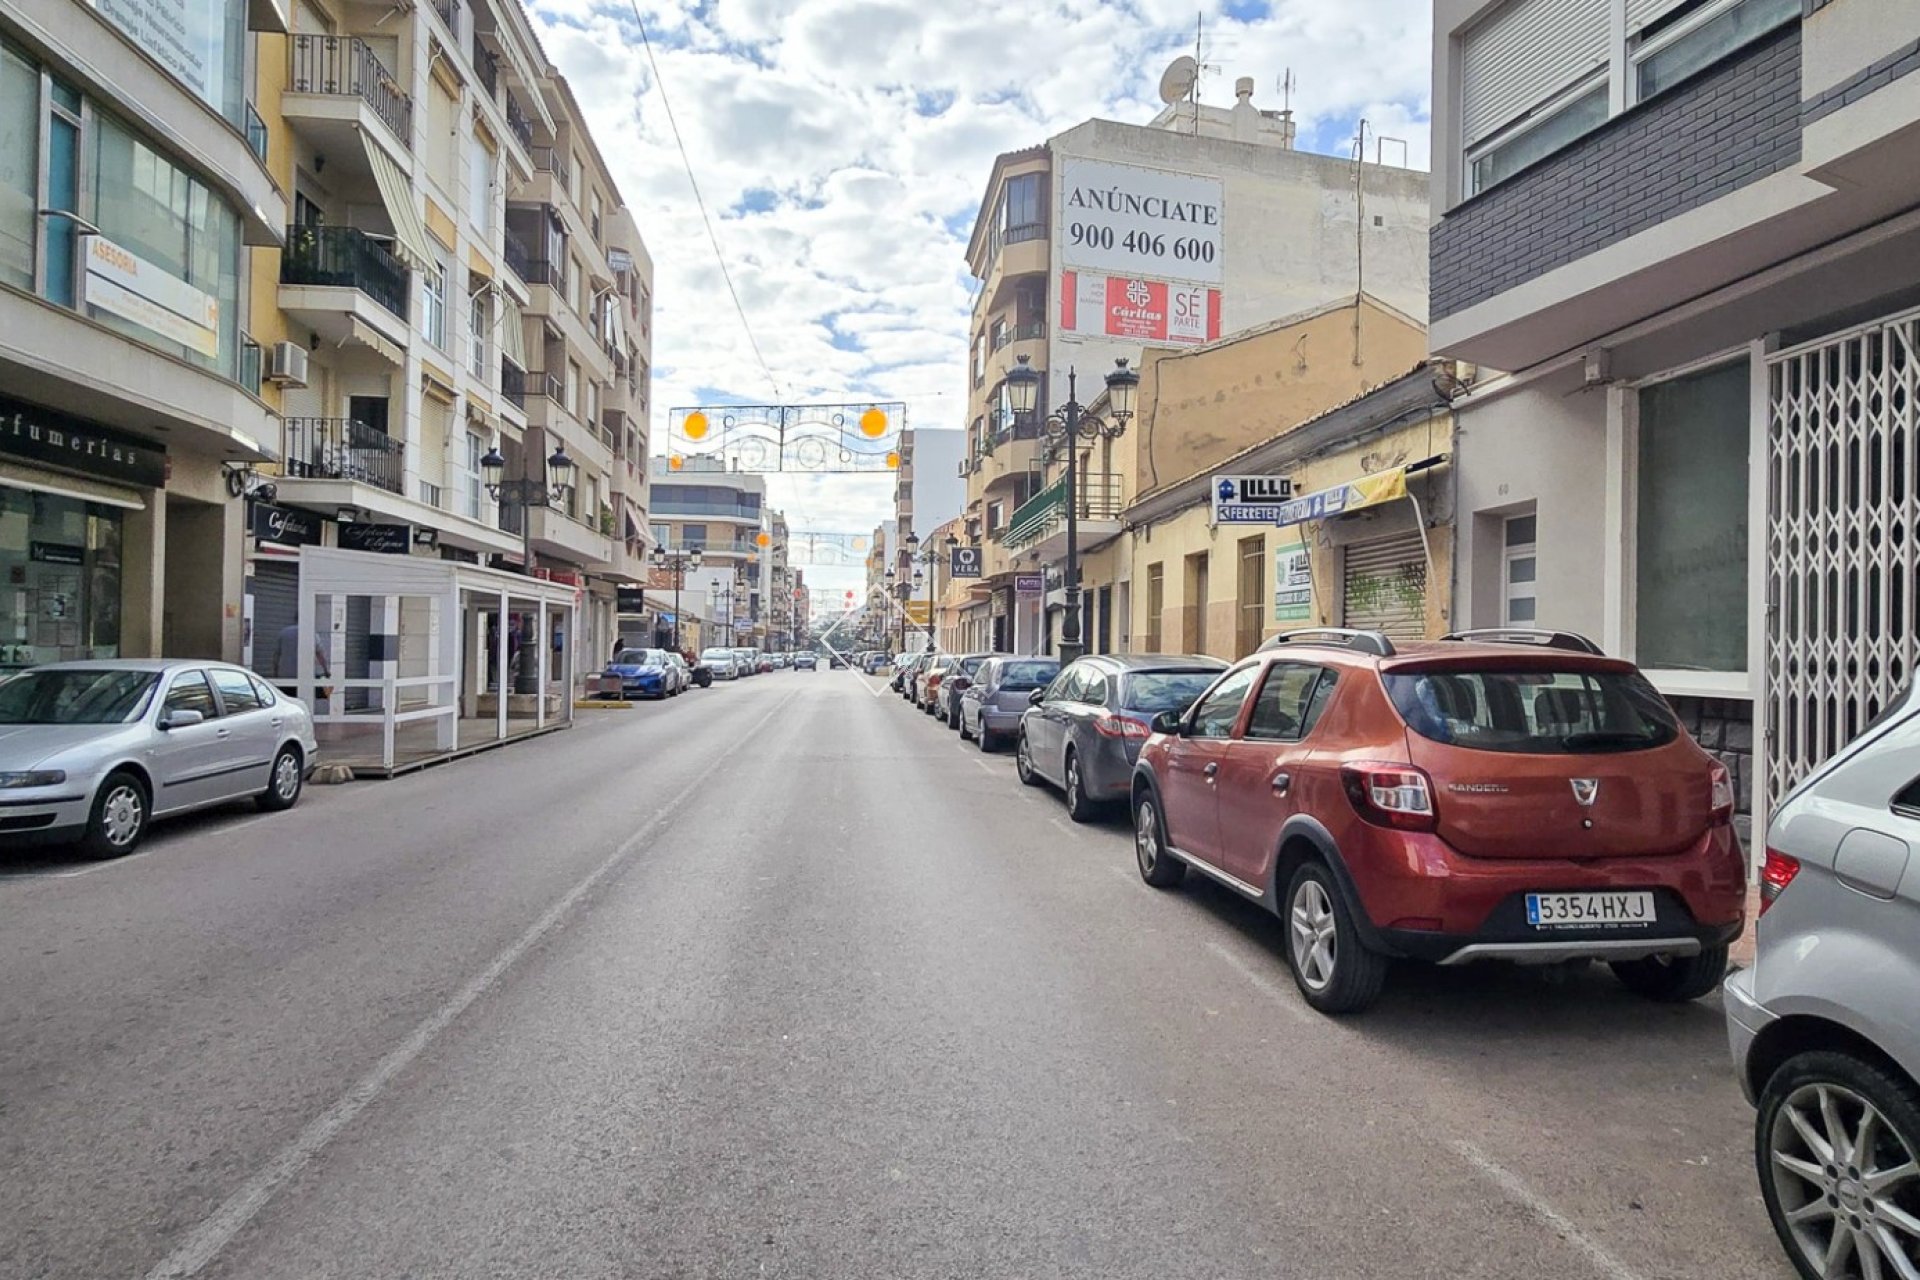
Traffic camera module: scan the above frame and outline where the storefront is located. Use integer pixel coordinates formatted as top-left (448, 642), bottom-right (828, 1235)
top-left (0, 394), bottom-right (166, 671)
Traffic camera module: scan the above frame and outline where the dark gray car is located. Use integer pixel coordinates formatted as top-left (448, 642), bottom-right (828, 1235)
top-left (1015, 654), bottom-right (1228, 822)
top-left (960, 656), bottom-right (1057, 752)
top-left (936, 653), bottom-right (995, 728)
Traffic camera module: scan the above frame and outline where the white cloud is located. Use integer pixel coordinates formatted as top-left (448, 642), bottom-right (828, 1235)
top-left (527, 0), bottom-right (1433, 604)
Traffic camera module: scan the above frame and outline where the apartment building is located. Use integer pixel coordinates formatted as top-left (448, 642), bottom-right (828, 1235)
top-left (959, 80), bottom-right (1432, 654)
top-left (232, 0), bottom-right (650, 679)
top-left (1429, 0), bottom-right (1920, 836)
top-left (1, 0), bottom-right (289, 671)
top-left (648, 456), bottom-right (767, 647)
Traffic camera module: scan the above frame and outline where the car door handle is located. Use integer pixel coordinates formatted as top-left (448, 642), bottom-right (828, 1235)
top-left (1271, 772), bottom-right (1291, 795)
top-left (216, 728), bottom-right (232, 739)
top-left (1203, 762), bottom-right (1219, 778)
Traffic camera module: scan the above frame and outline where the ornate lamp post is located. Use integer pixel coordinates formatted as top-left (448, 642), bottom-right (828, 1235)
top-left (648, 545), bottom-right (702, 651)
top-left (905, 531), bottom-right (959, 653)
top-left (1002, 355), bottom-right (1139, 663)
top-left (481, 442), bottom-right (576, 577)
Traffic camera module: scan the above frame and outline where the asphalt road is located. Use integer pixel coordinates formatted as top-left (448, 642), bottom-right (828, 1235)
top-left (0, 670), bottom-right (1791, 1279)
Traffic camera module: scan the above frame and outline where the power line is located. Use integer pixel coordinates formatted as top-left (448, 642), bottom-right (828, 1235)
top-left (626, 0), bottom-right (782, 400)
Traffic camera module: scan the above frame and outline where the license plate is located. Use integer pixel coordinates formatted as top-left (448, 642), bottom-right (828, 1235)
top-left (1525, 891), bottom-right (1655, 929)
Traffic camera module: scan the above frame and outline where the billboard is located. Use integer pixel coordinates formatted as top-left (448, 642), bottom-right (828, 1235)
top-left (1060, 271), bottom-right (1221, 347)
top-left (1057, 157), bottom-right (1224, 286)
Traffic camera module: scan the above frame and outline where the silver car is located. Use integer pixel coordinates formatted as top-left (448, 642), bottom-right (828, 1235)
top-left (0, 660), bottom-right (319, 858)
top-left (1726, 684), bottom-right (1920, 1280)
top-left (959, 655), bottom-right (1056, 752)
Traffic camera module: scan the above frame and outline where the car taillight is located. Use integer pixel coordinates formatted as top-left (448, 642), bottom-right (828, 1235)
top-left (1759, 848), bottom-right (1800, 915)
top-left (1709, 762), bottom-right (1735, 825)
top-left (1093, 714), bottom-right (1151, 740)
top-left (1342, 762), bottom-right (1437, 832)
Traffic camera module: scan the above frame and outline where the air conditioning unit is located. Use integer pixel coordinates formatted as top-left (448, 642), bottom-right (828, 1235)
top-left (266, 341), bottom-right (310, 388)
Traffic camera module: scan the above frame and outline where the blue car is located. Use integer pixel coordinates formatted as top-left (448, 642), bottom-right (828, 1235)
top-left (605, 648), bottom-right (676, 700)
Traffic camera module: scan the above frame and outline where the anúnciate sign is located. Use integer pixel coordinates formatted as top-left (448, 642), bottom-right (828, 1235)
top-left (1057, 157), bottom-right (1224, 286)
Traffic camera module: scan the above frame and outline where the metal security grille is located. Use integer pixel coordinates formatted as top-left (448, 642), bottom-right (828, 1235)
top-left (1343, 531), bottom-right (1428, 641)
top-left (1765, 309), bottom-right (1920, 805)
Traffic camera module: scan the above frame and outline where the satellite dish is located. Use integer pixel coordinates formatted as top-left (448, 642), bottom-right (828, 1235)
top-left (1158, 55), bottom-right (1199, 105)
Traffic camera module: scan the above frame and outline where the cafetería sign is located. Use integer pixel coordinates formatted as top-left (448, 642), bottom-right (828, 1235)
top-left (1058, 158), bottom-right (1224, 287)
top-left (250, 501), bottom-right (323, 547)
top-left (0, 392), bottom-right (167, 488)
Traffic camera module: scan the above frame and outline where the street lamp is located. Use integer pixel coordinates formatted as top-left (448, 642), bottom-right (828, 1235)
top-left (648, 545), bottom-right (702, 651)
top-left (482, 442), bottom-right (577, 577)
top-left (1003, 354), bottom-right (1139, 663)
top-left (884, 567), bottom-right (904, 653)
top-left (906, 532), bottom-right (960, 653)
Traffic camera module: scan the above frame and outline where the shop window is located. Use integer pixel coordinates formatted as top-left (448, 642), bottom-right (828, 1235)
top-left (1503, 513), bottom-right (1537, 626)
top-left (0, 489), bottom-right (123, 668)
top-left (1634, 360), bottom-right (1748, 672)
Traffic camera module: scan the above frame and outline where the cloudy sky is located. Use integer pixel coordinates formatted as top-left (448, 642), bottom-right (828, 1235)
top-left (526, 0), bottom-right (1434, 610)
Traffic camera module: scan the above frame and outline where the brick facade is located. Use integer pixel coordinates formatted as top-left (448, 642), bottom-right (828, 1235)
top-left (1431, 26), bottom-right (1802, 321)
top-left (1803, 35), bottom-right (1920, 125)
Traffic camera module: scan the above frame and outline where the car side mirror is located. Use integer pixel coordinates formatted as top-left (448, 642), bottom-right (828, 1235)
top-left (1150, 709), bottom-right (1184, 736)
top-left (160, 707), bottom-right (204, 730)
top-left (1027, 688), bottom-right (1046, 706)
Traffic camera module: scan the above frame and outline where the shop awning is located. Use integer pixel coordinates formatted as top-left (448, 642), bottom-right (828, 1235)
top-left (606, 298), bottom-right (625, 352)
top-left (499, 294), bottom-right (528, 368)
top-left (0, 459), bottom-right (145, 509)
top-left (362, 135), bottom-right (437, 272)
top-left (1267, 466), bottom-right (1410, 529)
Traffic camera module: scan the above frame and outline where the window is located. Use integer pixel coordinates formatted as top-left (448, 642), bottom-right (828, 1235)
top-left (590, 189), bottom-right (602, 243)
top-left (164, 671), bottom-right (219, 718)
top-left (1385, 668), bottom-right (1679, 753)
top-left (247, 675), bottom-right (280, 706)
top-left (1002, 172), bottom-right (1043, 236)
top-left (1245, 664), bottom-right (1327, 741)
top-left (586, 379), bottom-right (600, 428)
top-left (468, 288), bottom-right (489, 377)
top-left (1237, 535), bottom-right (1266, 657)
top-left (1503, 514), bottom-right (1537, 626)
top-left (0, 43), bottom-right (36, 290)
top-left (422, 242), bottom-right (449, 349)
top-left (1634, 0), bottom-right (1798, 101)
top-left (426, 80), bottom-right (458, 197)
top-left (1187, 666), bottom-right (1258, 738)
top-left (1146, 563), bottom-right (1164, 652)
top-left (209, 668), bottom-right (264, 712)
top-left (461, 431), bottom-right (484, 519)
top-left (467, 133), bottom-right (494, 234)
top-left (986, 501), bottom-right (1004, 534)
top-left (1468, 81), bottom-right (1608, 196)
top-left (1634, 360), bottom-right (1749, 672)
top-left (96, 0), bottom-right (248, 126)
top-left (1460, 0), bottom-right (1609, 196)
top-left (565, 359), bottom-right (581, 416)
top-left (1185, 552), bottom-right (1210, 654)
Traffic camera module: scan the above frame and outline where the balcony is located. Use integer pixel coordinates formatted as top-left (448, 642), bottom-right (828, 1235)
top-left (531, 146), bottom-right (572, 193)
top-left (527, 505), bottom-right (613, 569)
top-left (523, 370), bottom-right (565, 404)
top-left (502, 227), bottom-right (535, 282)
top-left (281, 225), bottom-right (408, 317)
top-left (471, 37), bottom-right (498, 99)
top-left (500, 360), bottom-right (527, 409)
top-left (990, 321), bottom-right (1046, 352)
top-left (428, 0), bottom-right (456, 34)
top-left (282, 418), bottom-right (404, 494)
top-left (505, 95), bottom-right (533, 152)
top-left (286, 35), bottom-right (413, 147)
top-left (999, 471), bottom-right (1123, 560)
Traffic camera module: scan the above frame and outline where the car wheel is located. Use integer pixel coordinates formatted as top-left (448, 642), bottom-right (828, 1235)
top-left (1608, 945), bottom-right (1729, 1002)
top-left (80, 770), bottom-right (148, 859)
top-left (1064, 750), bottom-right (1097, 823)
top-left (958, 712), bottom-right (974, 741)
top-left (257, 745), bottom-right (304, 812)
top-left (1015, 731), bottom-right (1043, 787)
top-left (977, 725), bottom-right (997, 752)
top-left (1283, 861), bottom-right (1388, 1015)
top-left (1134, 793), bottom-right (1186, 888)
top-left (1756, 1049), bottom-right (1920, 1280)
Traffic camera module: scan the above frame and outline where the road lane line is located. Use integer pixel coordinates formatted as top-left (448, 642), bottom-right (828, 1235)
top-left (1203, 940), bottom-right (1317, 1026)
top-left (1448, 1140), bottom-right (1646, 1280)
top-left (141, 692), bottom-right (800, 1280)
top-left (972, 757), bottom-right (998, 775)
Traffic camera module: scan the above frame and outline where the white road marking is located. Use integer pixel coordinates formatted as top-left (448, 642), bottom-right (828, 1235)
top-left (141, 693), bottom-right (799, 1280)
top-left (1448, 1140), bottom-right (1647, 1280)
top-left (1203, 940), bottom-right (1317, 1026)
top-left (972, 757), bottom-right (999, 775)
top-left (1046, 816), bottom-right (1088, 841)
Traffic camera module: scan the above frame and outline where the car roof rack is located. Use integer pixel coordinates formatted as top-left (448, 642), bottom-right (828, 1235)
top-left (1258, 627), bottom-right (1397, 657)
top-left (1439, 628), bottom-right (1605, 656)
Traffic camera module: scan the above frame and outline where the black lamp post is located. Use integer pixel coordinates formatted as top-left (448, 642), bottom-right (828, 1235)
top-left (906, 531), bottom-right (959, 653)
top-left (482, 442), bottom-right (577, 578)
top-left (1003, 355), bottom-right (1139, 663)
top-left (648, 545), bottom-right (702, 651)
top-left (884, 567), bottom-right (904, 653)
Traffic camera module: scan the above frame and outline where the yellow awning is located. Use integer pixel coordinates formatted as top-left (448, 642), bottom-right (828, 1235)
top-left (499, 293), bottom-right (527, 368)
top-left (361, 134), bottom-right (436, 272)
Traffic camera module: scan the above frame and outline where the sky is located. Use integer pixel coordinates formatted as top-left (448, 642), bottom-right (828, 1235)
top-left (525, 0), bottom-right (1435, 613)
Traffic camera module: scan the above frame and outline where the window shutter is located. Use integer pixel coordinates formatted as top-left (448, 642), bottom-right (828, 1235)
top-left (1461, 0), bottom-right (1610, 148)
top-left (1625, 0), bottom-right (1690, 35)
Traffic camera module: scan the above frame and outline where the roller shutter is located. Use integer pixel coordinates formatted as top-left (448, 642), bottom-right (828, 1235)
top-left (1461, 0), bottom-right (1610, 147)
top-left (1343, 532), bottom-right (1429, 643)
top-left (247, 562), bottom-right (300, 679)
top-left (1625, 0), bottom-right (1690, 35)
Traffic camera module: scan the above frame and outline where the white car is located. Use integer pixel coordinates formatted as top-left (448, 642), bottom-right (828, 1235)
top-left (700, 649), bottom-right (741, 680)
top-left (0, 660), bottom-right (320, 858)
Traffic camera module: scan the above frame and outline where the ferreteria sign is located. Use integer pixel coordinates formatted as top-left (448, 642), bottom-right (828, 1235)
top-left (1057, 157), bottom-right (1224, 287)
top-left (0, 392), bottom-right (167, 488)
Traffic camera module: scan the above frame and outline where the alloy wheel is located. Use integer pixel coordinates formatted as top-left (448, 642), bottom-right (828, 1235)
top-left (100, 783), bottom-right (144, 848)
top-left (1135, 802), bottom-right (1160, 874)
top-left (274, 751), bottom-right (301, 801)
top-left (1768, 1082), bottom-right (1920, 1278)
top-left (1289, 879), bottom-right (1338, 992)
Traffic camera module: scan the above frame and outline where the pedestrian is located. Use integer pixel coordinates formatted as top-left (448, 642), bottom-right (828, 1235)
top-left (275, 622), bottom-right (331, 703)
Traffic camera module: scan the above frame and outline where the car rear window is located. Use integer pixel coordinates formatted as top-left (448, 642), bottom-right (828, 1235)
top-left (1122, 671), bottom-right (1223, 714)
top-left (1384, 668), bottom-right (1679, 754)
top-left (998, 660), bottom-right (1057, 690)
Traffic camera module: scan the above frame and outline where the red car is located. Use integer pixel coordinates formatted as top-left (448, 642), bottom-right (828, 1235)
top-left (1129, 628), bottom-right (1747, 1015)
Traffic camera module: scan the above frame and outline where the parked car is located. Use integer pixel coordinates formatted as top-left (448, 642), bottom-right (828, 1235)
top-left (936, 653), bottom-right (995, 728)
top-left (756, 656), bottom-right (775, 674)
top-left (793, 652), bottom-right (818, 671)
top-left (664, 652), bottom-right (692, 693)
top-left (1129, 628), bottom-right (1748, 1015)
top-left (733, 649), bottom-right (757, 676)
top-left (0, 660), bottom-right (319, 858)
top-left (895, 652), bottom-right (927, 696)
top-left (1725, 681), bottom-right (1920, 1280)
top-left (960, 655), bottom-right (1057, 751)
top-left (606, 648), bottom-right (679, 700)
top-left (1018, 654), bottom-right (1229, 821)
top-left (864, 651), bottom-right (890, 674)
top-left (916, 654), bottom-right (956, 712)
top-left (701, 648), bottom-right (741, 680)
